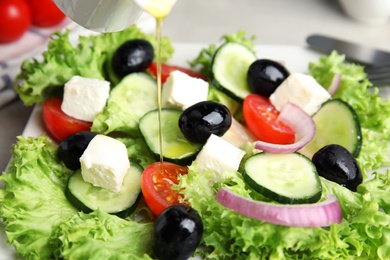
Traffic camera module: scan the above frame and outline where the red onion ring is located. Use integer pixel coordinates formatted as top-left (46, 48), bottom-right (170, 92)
top-left (254, 102), bottom-right (315, 153)
top-left (327, 74), bottom-right (342, 96)
top-left (215, 187), bottom-right (343, 227)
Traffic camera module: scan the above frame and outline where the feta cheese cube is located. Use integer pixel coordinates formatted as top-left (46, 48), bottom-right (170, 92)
top-left (80, 135), bottom-right (130, 192)
top-left (196, 134), bottom-right (246, 174)
top-left (61, 76), bottom-right (110, 122)
top-left (269, 73), bottom-right (331, 116)
top-left (162, 70), bottom-right (209, 110)
top-left (221, 118), bottom-right (256, 147)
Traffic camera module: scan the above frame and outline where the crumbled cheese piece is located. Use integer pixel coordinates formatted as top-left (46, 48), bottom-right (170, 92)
top-left (196, 134), bottom-right (246, 174)
top-left (61, 76), bottom-right (110, 122)
top-left (162, 70), bottom-right (209, 110)
top-left (80, 135), bottom-right (130, 192)
top-left (270, 73), bottom-right (331, 115)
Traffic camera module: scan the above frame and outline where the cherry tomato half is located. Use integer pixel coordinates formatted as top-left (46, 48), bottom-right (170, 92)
top-left (148, 62), bottom-right (207, 84)
top-left (243, 94), bottom-right (295, 144)
top-left (0, 0), bottom-right (31, 43)
top-left (141, 161), bottom-right (188, 216)
top-left (42, 97), bottom-right (92, 142)
top-left (26, 0), bottom-right (66, 27)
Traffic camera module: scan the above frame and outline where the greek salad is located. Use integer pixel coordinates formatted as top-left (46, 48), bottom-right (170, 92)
top-left (1, 25), bottom-right (390, 259)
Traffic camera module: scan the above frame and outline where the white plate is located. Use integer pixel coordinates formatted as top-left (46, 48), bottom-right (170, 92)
top-left (0, 44), bottom-right (388, 259)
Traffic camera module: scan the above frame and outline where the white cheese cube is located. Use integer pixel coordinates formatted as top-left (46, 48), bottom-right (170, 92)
top-left (196, 134), bottom-right (246, 174)
top-left (61, 76), bottom-right (110, 122)
top-left (80, 135), bottom-right (130, 192)
top-left (269, 73), bottom-right (331, 116)
top-left (162, 70), bottom-right (209, 110)
top-left (221, 118), bottom-right (256, 147)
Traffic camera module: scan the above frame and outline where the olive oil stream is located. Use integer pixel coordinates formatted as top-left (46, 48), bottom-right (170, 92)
top-left (155, 18), bottom-right (164, 163)
top-left (143, 1), bottom-right (176, 164)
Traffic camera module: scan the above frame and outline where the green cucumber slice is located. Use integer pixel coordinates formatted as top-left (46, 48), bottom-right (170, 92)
top-left (210, 42), bottom-right (257, 103)
top-left (92, 72), bottom-right (158, 135)
top-left (66, 162), bottom-right (143, 218)
top-left (243, 152), bottom-right (322, 204)
top-left (139, 108), bottom-right (202, 165)
top-left (109, 72), bottom-right (158, 122)
top-left (299, 98), bottom-right (362, 158)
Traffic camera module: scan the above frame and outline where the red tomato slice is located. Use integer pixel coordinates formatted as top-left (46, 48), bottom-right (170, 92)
top-left (42, 97), bottom-right (92, 142)
top-left (148, 62), bottom-right (207, 84)
top-left (26, 0), bottom-right (66, 27)
top-left (141, 161), bottom-right (188, 216)
top-left (0, 0), bottom-right (31, 43)
top-left (243, 94), bottom-right (295, 144)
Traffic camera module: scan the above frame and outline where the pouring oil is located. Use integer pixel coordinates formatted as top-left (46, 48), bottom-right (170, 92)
top-left (136, 0), bottom-right (177, 162)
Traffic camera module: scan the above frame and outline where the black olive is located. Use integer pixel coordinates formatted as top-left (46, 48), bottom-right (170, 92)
top-left (112, 39), bottom-right (154, 78)
top-left (247, 59), bottom-right (289, 97)
top-left (312, 144), bottom-right (363, 191)
top-left (178, 101), bottom-right (232, 144)
top-left (153, 204), bottom-right (203, 260)
top-left (57, 131), bottom-right (97, 170)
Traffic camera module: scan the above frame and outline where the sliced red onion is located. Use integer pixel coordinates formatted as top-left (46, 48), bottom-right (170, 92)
top-left (215, 188), bottom-right (343, 227)
top-left (254, 102), bottom-right (315, 153)
top-left (327, 74), bottom-right (342, 96)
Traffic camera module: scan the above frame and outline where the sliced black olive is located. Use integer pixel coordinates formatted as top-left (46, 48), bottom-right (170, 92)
top-left (57, 131), bottom-right (97, 170)
top-left (178, 101), bottom-right (232, 144)
top-left (153, 204), bottom-right (203, 260)
top-left (112, 39), bottom-right (154, 78)
top-left (247, 59), bottom-right (289, 97)
top-left (312, 144), bottom-right (363, 191)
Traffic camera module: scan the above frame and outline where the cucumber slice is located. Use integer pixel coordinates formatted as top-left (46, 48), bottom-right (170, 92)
top-left (299, 98), bottom-right (362, 158)
top-left (210, 42), bottom-right (257, 103)
top-left (66, 162), bottom-right (143, 218)
top-left (109, 72), bottom-right (158, 122)
top-left (139, 108), bottom-right (202, 165)
top-left (243, 152), bottom-right (322, 204)
top-left (92, 72), bottom-right (158, 135)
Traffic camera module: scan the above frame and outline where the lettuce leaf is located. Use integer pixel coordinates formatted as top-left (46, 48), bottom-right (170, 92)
top-left (15, 25), bottom-right (174, 106)
top-left (117, 136), bottom-right (155, 169)
top-left (51, 209), bottom-right (153, 259)
top-left (0, 135), bottom-right (156, 259)
top-left (0, 135), bottom-right (77, 259)
top-left (175, 163), bottom-right (390, 259)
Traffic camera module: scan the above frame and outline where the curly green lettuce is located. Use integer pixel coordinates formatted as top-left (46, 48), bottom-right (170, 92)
top-left (0, 135), bottom-right (77, 259)
top-left (15, 25), bottom-right (174, 106)
top-left (51, 209), bottom-right (153, 260)
top-left (0, 135), bottom-right (155, 259)
top-left (175, 163), bottom-right (390, 260)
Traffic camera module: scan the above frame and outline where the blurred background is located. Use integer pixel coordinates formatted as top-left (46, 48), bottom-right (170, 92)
top-left (163, 0), bottom-right (390, 50)
top-left (0, 0), bottom-right (389, 171)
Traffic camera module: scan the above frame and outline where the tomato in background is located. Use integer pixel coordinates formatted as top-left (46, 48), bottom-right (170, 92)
top-left (42, 97), bottom-right (92, 142)
top-left (26, 0), bottom-right (66, 27)
top-left (141, 161), bottom-right (188, 216)
top-left (243, 94), bottom-right (295, 144)
top-left (148, 62), bottom-right (207, 84)
top-left (0, 0), bottom-right (31, 43)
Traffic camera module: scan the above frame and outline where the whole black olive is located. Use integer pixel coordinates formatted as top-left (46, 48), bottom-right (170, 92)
top-left (312, 144), bottom-right (363, 191)
top-left (178, 101), bottom-right (232, 144)
top-left (57, 131), bottom-right (97, 170)
top-left (112, 39), bottom-right (154, 78)
top-left (153, 204), bottom-right (203, 260)
top-left (247, 59), bottom-right (289, 97)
